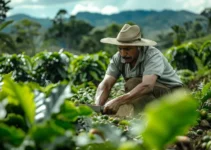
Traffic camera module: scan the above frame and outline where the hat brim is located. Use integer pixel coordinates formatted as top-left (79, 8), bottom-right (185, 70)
top-left (100, 37), bottom-right (157, 46)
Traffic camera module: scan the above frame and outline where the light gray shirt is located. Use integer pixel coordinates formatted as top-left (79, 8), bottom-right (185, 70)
top-left (106, 46), bottom-right (183, 87)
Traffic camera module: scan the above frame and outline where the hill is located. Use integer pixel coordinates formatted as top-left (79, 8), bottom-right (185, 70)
top-left (4, 9), bottom-right (205, 39)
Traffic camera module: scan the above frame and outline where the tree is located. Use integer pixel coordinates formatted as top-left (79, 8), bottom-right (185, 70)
top-left (200, 8), bottom-right (211, 33)
top-left (104, 23), bottom-right (121, 37)
top-left (192, 21), bottom-right (204, 38)
top-left (0, 20), bottom-right (17, 53)
top-left (79, 36), bottom-right (98, 53)
top-left (45, 9), bottom-right (68, 49)
top-left (0, 0), bottom-right (10, 23)
top-left (171, 25), bottom-right (186, 46)
top-left (65, 16), bottom-right (93, 50)
top-left (156, 32), bottom-right (174, 49)
top-left (11, 19), bottom-right (42, 55)
top-left (45, 12), bottom-right (93, 51)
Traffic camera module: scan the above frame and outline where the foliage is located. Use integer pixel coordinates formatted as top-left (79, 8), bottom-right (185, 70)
top-left (45, 14), bottom-right (93, 51)
top-left (165, 42), bottom-right (199, 71)
top-left (1, 39), bottom-right (211, 149)
top-left (199, 40), bottom-right (211, 68)
top-left (171, 25), bottom-right (186, 46)
top-left (2, 75), bottom-right (35, 124)
top-left (70, 51), bottom-right (109, 85)
top-left (0, 53), bottom-right (33, 82)
top-left (11, 19), bottom-right (42, 55)
top-left (177, 69), bottom-right (195, 84)
top-left (32, 51), bottom-right (72, 86)
top-left (0, 123), bottom-right (25, 147)
top-left (0, 20), bottom-right (17, 53)
top-left (141, 89), bottom-right (199, 150)
top-left (69, 86), bottom-right (96, 104)
top-left (200, 7), bottom-right (211, 33)
top-left (0, 0), bottom-right (10, 23)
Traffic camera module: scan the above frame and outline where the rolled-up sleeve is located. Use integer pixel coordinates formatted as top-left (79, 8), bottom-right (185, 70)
top-left (143, 51), bottom-right (164, 77)
top-left (106, 54), bottom-right (121, 79)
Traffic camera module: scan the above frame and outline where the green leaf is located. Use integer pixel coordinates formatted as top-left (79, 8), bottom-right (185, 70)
top-left (47, 84), bottom-right (73, 115)
top-left (57, 101), bottom-right (80, 122)
top-left (0, 20), bottom-right (13, 31)
top-left (89, 71), bottom-right (100, 81)
top-left (2, 113), bottom-right (28, 131)
top-left (0, 91), bottom-right (7, 101)
top-left (2, 76), bottom-right (35, 124)
top-left (141, 89), bottom-right (199, 150)
top-left (78, 105), bottom-right (93, 116)
top-left (0, 123), bottom-right (25, 146)
top-left (30, 121), bottom-right (65, 145)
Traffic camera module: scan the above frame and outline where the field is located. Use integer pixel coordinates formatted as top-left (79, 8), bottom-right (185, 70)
top-left (0, 38), bottom-right (211, 150)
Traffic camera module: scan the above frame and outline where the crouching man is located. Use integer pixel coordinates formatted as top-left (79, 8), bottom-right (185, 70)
top-left (95, 24), bottom-right (183, 116)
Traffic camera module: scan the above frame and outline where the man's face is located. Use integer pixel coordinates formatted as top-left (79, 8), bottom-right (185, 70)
top-left (118, 46), bottom-right (139, 63)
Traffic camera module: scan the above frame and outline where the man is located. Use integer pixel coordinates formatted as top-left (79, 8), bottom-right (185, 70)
top-left (95, 24), bottom-right (183, 115)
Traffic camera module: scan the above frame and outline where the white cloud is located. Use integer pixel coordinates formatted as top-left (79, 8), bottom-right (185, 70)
top-left (101, 6), bottom-right (119, 15)
top-left (71, 4), bottom-right (100, 15)
top-left (71, 4), bottom-right (119, 15)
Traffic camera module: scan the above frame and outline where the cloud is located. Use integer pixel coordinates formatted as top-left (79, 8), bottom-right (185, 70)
top-left (121, 0), bottom-right (210, 13)
top-left (8, 0), bottom-right (210, 19)
top-left (71, 4), bottom-right (100, 15)
top-left (71, 3), bottom-right (119, 15)
top-left (101, 6), bottom-right (119, 15)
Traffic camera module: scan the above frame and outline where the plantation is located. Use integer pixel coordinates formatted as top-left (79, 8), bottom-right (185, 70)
top-left (0, 39), bottom-right (211, 150)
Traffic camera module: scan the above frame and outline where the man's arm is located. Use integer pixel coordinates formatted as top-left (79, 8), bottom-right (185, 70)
top-left (104, 75), bottom-right (157, 113)
top-left (95, 74), bottom-right (117, 106)
top-left (120, 74), bottom-right (157, 103)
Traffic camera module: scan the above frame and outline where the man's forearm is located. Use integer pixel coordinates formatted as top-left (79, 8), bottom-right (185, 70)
top-left (115, 83), bottom-right (153, 105)
top-left (95, 83), bottom-right (111, 106)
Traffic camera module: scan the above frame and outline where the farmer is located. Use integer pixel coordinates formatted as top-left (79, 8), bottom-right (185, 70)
top-left (95, 24), bottom-right (183, 116)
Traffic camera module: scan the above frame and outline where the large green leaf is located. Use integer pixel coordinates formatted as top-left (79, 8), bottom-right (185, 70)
top-left (56, 101), bottom-right (93, 122)
top-left (0, 123), bottom-right (25, 147)
top-left (2, 76), bottom-right (35, 124)
top-left (35, 84), bottom-right (73, 123)
top-left (141, 89), bottom-right (199, 150)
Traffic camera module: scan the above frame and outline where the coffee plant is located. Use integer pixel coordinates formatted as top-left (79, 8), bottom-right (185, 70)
top-left (0, 40), bottom-right (211, 150)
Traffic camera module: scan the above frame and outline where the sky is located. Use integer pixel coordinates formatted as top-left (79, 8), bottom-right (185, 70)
top-left (8, 0), bottom-right (211, 18)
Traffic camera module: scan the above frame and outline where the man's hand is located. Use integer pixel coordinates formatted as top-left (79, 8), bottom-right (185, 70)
top-left (104, 99), bottom-right (121, 114)
top-left (95, 75), bottom-right (117, 106)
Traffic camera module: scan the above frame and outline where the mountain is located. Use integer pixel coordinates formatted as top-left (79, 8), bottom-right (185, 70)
top-left (76, 10), bottom-right (205, 39)
top-left (4, 14), bottom-right (52, 33)
top-left (4, 10), bottom-right (204, 39)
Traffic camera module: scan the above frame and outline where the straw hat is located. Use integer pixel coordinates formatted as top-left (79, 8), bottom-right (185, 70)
top-left (100, 24), bottom-right (157, 46)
